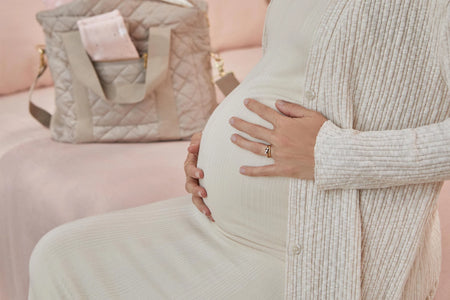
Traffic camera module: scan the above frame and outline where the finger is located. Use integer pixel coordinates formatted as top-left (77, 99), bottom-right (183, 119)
top-left (229, 117), bottom-right (273, 142)
top-left (185, 176), bottom-right (200, 194)
top-left (244, 98), bottom-right (281, 125)
top-left (191, 131), bottom-right (202, 141)
top-left (192, 195), bottom-right (210, 215)
top-left (185, 177), bottom-right (207, 197)
top-left (186, 164), bottom-right (204, 179)
top-left (191, 179), bottom-right (207, 198)
top-left (184, 152), bottom-right (203, 179)
top-left (192, 196), bottom-right (215, 222)
top-left (230, 134), bottom-right (269, 156)
top-left (190, 132), bottom-right (202, 145)
top-left (275, 100), bottom-right (310, 118)
top-left (184, 152), bottom-right (198, 174)
top-left (239, 164), bottom-right (278, 177)
top-left (188, 143), bottom-right (200, 154)
top-left (184, 176), bottom-right (196, 193)
top-left (187, 131), bottom-right (202, 150)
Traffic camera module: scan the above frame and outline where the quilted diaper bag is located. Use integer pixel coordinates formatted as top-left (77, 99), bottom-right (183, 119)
top-left (30, 0), bottom-right (223, 143)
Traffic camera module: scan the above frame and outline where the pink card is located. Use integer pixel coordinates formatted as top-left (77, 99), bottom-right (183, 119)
top-left (77, 10), bottom-right (140, 62)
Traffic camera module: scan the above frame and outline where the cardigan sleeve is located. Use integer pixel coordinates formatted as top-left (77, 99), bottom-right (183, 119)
top-left (313, 4), bottom-right (450, 191)
top-left (313, 118), bottom-right (450, 190)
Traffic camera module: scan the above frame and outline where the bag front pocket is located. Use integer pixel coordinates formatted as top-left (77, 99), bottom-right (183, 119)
top-left (87, 58), bottom-right (160, 142)
top-left (94, 58), bottom-right (146, 86)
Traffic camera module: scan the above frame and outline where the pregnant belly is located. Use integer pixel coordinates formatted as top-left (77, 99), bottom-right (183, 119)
top-left (197, 86), bottom-right (290, 254)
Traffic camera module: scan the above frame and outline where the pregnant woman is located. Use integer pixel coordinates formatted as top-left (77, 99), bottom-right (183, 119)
top-left (29, 0), bottom-right (450, 299)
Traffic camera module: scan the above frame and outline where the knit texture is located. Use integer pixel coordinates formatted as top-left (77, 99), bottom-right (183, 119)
top-left (280, 0), bottom-right (450, 299)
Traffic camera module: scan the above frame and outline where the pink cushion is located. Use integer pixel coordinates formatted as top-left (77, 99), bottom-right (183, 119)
top-left (0, 136), bottom-right (190, 300)
top-left (0, 0), bottom-right (53, 95)
top-left (206, 0), bottom-right (267, 52)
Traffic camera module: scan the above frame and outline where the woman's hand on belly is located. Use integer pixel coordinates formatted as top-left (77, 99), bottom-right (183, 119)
top-left (184, 131), bottom-right (215, 222)
top-left (229, 98), bottom-right (328, 180)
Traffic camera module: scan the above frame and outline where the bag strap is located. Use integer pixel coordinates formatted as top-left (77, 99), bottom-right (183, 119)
top-left (211, 52), bottom-right (240, 97)
top-left (61, 28), bottom-right (171, 105)
top-left (28, 46), bottom-right (51, 128)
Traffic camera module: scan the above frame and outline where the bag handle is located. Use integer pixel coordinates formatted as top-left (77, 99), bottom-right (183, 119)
top-left (62, 27), bottom-right (171, 105)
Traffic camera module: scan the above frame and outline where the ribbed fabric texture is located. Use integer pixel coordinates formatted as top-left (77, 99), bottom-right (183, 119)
top-left (276, 0), bottom-right (450, 299)
top-left (315, 118), bottom-right (450, 190)
top-left (28, 196), bottom-right (286, 299)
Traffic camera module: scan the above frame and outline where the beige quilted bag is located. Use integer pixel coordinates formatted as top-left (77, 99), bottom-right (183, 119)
top-left (30, 0), bottom-right (230, 143)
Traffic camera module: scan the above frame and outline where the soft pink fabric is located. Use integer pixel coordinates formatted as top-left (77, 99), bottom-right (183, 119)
top-left (207, 0), bottom-right (267, 52)
top-left (0, 138), bottom-right (190, 300)
top-left (0, 0), bottom-right (53, 95)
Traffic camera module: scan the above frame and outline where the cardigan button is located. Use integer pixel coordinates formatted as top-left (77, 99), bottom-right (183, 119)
top-left (291, 245), bottom-right (302, 255)
top-left (305, 89), bottom-right (316, 101)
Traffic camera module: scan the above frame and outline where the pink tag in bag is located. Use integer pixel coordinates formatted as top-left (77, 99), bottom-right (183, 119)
top-left (77, 10), bottom-right (140, 62)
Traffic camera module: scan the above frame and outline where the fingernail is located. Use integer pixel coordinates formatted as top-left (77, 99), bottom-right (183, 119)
top-left (229, 117), bottom-right (235, 125)
top-left (244, 98), bottom-right (250, 105)
top-left (277, 99), bottom-right (285, 106)
top-left (195, 171), bottom-right (201, 178)
top-left (198, 190), bottom-right (203, 197)
top-left (240, 167), bottom-right (246, 174)
top-left (201, 208), bottom-right (208, 215)
top-left (231, 134), bottom-right (237, 142)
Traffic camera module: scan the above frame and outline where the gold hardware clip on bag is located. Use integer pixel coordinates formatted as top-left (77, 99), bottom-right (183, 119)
top-left (29, 0), bottom-right (239, 143)
top-left (210, 52), bottom-right (240, 97)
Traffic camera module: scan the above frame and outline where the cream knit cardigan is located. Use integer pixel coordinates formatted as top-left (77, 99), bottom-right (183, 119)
top-left (268, 0), bottom-right (450, 299)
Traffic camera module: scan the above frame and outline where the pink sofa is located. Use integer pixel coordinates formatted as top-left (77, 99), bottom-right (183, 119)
top-left (0, 1), bottom-right (448, 299)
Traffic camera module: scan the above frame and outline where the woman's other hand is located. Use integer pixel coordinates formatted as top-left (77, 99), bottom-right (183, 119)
top-left (229, 98), bottom-right (328, 180)
top-left (184, 132), bottom-right (214, 222)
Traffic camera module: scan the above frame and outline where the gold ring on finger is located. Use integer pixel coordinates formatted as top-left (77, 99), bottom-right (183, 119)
top-left (264, 144), bottom-right (272, 158)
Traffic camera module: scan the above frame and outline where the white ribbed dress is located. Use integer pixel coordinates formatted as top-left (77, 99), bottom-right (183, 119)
top-left (28, 1), bottom-right (331, 299)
